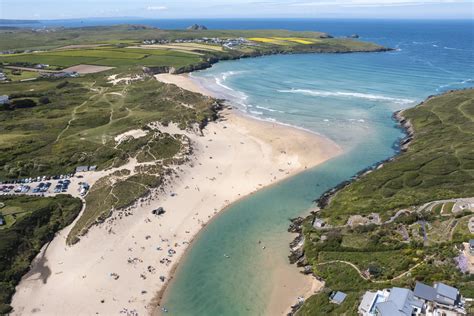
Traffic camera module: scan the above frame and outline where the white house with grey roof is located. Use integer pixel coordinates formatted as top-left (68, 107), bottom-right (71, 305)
top-left (358, 289), bottom-right (390, 316)
top-left (358, 287), bottom-right (423, 316)
top-left (374, 287), bottom-right (424, 316)
top-left (358, 282), bottom-right (466, 316)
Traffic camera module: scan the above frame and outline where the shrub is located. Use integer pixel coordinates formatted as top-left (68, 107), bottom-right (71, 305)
top-left (38, 96), bottom-right (51, 104)
top-left (11, 99), bottom-right (37, 109)
top-left (56, 81), bottom-right (69, 89)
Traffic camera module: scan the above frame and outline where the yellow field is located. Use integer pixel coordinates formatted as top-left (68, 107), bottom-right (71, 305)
top-left (274, 37), bottom-right (319, 44)
top-left (249, 37), bottom-right (318, 45)
top-left (248, 37), bottom-right (285, 44)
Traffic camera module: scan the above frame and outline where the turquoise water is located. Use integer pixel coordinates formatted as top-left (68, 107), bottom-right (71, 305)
top-left (162, 20), bottom-right (474, 315)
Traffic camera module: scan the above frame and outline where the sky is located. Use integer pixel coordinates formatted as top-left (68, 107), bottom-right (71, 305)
top-left (1, 0), bottom-right (473, 20)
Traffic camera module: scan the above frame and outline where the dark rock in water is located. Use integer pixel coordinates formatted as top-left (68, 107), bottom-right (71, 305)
top-left (289, 248), bottom-right (304, 264)
top-left (288, 217), bottom-right (304, 233)
top-left (348, 34), bottom-right (360, 38)
top-left (187, 24), bottom-right (208, 31)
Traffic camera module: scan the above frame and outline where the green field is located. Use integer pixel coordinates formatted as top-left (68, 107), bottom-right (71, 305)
top-left (0, 47), bottom-right (203, 69)
top-left (0, 195), bottom-right (82, 314)
top-left (1, 68), bottom-right (38, 82)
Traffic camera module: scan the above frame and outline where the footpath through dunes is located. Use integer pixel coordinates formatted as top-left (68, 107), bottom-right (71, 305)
top-left (10, 76), bottom-right (341, 316)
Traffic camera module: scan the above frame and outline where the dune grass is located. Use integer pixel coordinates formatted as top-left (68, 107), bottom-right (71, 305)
top-left (0, 76), bottom-right (217, 180)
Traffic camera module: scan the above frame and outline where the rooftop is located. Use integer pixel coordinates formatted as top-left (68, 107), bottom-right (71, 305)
top-left (414, 282), bottom-right (436, 302)
top-left (330, 291), bottom-right (347, 305)
top-left (375, 287), bottom-right (423, 316)
top-left (434, 282), bottom-right (458, 301)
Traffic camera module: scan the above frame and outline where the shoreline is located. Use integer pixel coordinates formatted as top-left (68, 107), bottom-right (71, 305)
top-left (145, 45), bottom-right (393, 76)
top-left (11, 73), bottom-right (342, 316)
top-left (153, 73), bottom-right (342, 314)
top-left (285, 94), bottom-right (417, 316)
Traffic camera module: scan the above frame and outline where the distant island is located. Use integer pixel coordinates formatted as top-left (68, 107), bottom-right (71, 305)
top-left (187, 24), bottom-right (208, 31)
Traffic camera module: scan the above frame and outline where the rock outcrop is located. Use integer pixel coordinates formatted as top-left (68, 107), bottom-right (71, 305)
top-left (187, 24), bottom-right (208, 31)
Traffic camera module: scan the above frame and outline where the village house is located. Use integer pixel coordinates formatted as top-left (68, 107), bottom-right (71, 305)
top-left (414, 282), bottom-right (466, 315)
top-left (358, 282), bottom-right (466, 316)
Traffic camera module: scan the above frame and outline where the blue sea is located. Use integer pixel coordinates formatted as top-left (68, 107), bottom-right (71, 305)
top-left (11, 18), bottom-right (472, 315)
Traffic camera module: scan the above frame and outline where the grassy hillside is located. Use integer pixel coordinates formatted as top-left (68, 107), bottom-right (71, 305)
top-left (0, 195), bottom-right (82, 313)
top-left (322, 89), bottom-right (474, 225)
top-left (0, 75), bottom-right (217, 180)
top-left (298, 89), bottom-right (474, 315)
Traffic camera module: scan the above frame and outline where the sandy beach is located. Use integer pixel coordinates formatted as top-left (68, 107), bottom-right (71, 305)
top-left (11, 74), bottom-right (341, 316)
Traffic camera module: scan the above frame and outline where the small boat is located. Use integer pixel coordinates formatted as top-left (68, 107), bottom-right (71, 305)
top-left (224, 254), bottom-right (230, 258)
top-left (161, 306), bottom-right (168, 313)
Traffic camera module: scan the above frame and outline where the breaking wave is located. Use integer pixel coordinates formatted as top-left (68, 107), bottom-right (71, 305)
top-left (278, 89), bottom-right (415, 105)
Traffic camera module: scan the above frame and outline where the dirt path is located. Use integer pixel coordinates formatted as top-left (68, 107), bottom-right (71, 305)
top-left (55, 86), bottom-right (107, 143)
top-left (316, 257), bottom-right (431, 283)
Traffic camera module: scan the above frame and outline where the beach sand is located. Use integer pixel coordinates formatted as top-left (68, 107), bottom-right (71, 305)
top-left (11, 74), bottom-right (340, 316)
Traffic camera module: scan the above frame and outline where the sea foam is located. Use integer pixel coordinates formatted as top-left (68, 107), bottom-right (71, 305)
top-left (278, 89), bottom-right (415, 105)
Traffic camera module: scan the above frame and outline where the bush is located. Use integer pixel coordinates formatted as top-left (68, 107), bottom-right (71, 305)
top-left (39, 96), bottom-right (51, 104)
top-left (11, 99), bottom-right (37, 109)
top-left (56, 81), bottom-right (69, 89)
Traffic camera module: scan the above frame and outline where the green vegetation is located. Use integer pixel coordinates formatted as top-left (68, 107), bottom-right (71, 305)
top-left (67, 172), bottom-right (162, 244)
top-left (299, 89), bottom-right (474, 315)
top-left (0, 76), bottom-right (217, 179)
top-left (0, 47), bottom-right (202, 69)
top-left (0, 195), bottom-right (82, 314)
top-left (66, 131), bottom-right (188, 244)
top-left (0, 25), bottom-right (379, 51)
top-left (321, 89), bottom-right (474, 225)
top-left (0, 25), bottom-right (387, 75)
top-left (1, 68), bottom-right (38, 82)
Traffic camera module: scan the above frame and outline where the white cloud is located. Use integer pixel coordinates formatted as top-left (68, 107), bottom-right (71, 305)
top-left (146, 5), bottom-right (168, 11)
